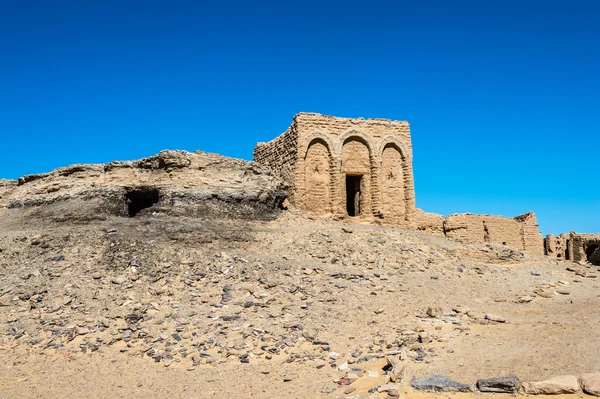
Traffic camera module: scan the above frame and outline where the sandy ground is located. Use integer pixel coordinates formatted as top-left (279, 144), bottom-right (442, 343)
top-left (0, 211), bottom-right (599, 398)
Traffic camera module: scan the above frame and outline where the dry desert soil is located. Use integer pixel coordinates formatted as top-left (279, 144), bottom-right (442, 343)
top-left (0, 151), bottom-right (598, 398)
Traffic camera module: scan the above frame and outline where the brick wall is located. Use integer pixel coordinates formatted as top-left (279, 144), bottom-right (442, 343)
top-left (443, 212), bottom-right (543, 253)
top-left (292, 113), bottom-right (416, 224)
top-left (253, 119), bottom-right (299, 203)
top-left (253, 113), bottom-right (544, 255)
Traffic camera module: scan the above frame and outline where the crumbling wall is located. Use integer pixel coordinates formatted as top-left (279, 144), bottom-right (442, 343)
top-left (514, 212), bottom-right (544, 255)
top-left (566, 232), bottom-right (600, 263)
top-left (544, 232), bottom-right (600, 263)
top-left (443, 214), bottom-right (487, 243)
top-left (544, 234), bottom-right (570, 259)
top-left (443, 212), bottom-right (543, 253)
top-left (412, 210), bottom-right (445, 236)
top-left (253, 120), bottom-right (299, 203)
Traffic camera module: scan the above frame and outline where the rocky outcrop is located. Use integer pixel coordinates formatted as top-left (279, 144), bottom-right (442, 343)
top-left (0, 150), bottom-right (288, 223)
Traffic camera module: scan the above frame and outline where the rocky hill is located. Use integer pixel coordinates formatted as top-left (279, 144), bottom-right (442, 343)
top-left (0, 150), bottom-right (287, 223)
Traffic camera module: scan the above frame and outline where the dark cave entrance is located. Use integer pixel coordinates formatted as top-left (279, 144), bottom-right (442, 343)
top-left (585, 243), bottom-right (600, 265)
top-left (346, 175), bottom-right (362, 217)
top-left (125, 187), bottom-right (160, 217)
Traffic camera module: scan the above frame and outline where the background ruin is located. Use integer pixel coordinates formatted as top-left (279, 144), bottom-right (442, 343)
top-left (544, 232), bottom-right (600, 265)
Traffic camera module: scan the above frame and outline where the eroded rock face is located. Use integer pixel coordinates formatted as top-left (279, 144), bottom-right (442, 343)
top-left (0, 150), bottom-right (288, 223)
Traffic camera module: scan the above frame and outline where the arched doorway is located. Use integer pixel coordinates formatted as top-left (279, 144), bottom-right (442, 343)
top-left (341, 138), bottom-right (371, 217)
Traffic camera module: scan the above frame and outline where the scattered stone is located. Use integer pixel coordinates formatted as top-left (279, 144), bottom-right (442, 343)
top-left (556, 289), bottom-right (570, 295)
top-left (321, 386), bottom-right (336, 394)
top-left (337, 362), bottom-right (348, 371)
top-left (534, 289), bottom-right (554, 298)
top-left (426, 306), bottom-right (442, 318)
top-left (378, 384), bottom-right (399, 393)
top-left (518, 295), bottom-right (535, 303)
top-left (581, 373), bottom-right (600, 396)
top-left (522, 375), bottom-right (579, 394)
top-left (485, 314), bottom-right (505, 323)
top-left (111, 276), bottom-right (126, 285)
top-left (476, 376), bottom-right (519, 393)
top-left (410, 375), bottom-right (473, 392)
top-left (453, 305), bottom-right (470, 314)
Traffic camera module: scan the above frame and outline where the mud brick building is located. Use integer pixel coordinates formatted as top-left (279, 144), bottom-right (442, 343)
top-left (255, 113), bottom-right (544, 254)
top-left (254, 113), bottom-right (416, 227)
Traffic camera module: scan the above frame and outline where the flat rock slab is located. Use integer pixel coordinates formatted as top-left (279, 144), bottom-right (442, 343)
top-left (581, 373), bottom-right (600, 396)
top-left (522, 375), bottom-right (579, 394)
top-left (411, 375), bottom-right (473, 392)
top-left (477, 376), bottom-right (519, 393)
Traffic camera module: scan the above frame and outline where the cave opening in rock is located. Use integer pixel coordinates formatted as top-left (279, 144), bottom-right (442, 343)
top-left (346, 175), bottom-right (362, 217)
top-left (126, 187), bottom-right (160, 217)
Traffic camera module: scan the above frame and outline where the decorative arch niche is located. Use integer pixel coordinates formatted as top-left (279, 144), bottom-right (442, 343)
top-left (380, 143), bottom-right (406, 223)
top-left (303, 138), bottom-right (333, 215)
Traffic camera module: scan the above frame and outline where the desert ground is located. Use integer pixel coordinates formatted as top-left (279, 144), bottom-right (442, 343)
top-left (0, 208), bottom-right (599, 398)
top-left (0, 151), bottom-right (598, 398)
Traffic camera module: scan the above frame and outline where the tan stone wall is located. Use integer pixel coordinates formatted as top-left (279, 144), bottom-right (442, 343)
top-left (413, 209), bottom-right (445, 236)
top-left (253, 120), bottom-right (299, 203)
top-left (289, 113), bottom-right (416, 225)
top-left (544, 234), bottom-right (568, 259)
top-left (253, 113), bottom-right (544, 255)
top-left (544, 232), bottom-right (600, 262)
top-left (514, 212), bottom-right (544, 255)
top-left (443, 212), bottom-right (543, 253)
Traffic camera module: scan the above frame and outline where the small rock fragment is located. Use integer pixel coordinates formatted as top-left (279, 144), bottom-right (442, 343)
top-left (580, 373), bottom-right (600, 396)
top-left (476, 376), bottom-right (519, 393)
top-left (485, 314), bottom-right (505, 323)
top-left (411, 375), bottom-right (473, 392)
top-left (522, 375), bottom-right (579, 394)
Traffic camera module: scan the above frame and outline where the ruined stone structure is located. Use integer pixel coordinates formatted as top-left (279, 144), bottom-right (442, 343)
top-left (254, 113), bottom-right (417, 227)
top-left (544, 232), bottom-right (600, 264)
top-left (444, 212), bottom-right (543, 254)
top-left (254, 113), bottom-right (544, 254)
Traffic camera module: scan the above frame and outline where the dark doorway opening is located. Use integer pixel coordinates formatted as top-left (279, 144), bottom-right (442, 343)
top-left (586, 243), bottom-right (600, 265)
top-left (346, 175), bottom-right (362, 217)
top-left (126, 187), bottom-right (160, 217)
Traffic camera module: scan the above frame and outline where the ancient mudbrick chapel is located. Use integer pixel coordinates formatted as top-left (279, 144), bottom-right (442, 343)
top-left (254, 113), bottom-right (544, 255)
top-left (254, 113), bottom-right (417, 227)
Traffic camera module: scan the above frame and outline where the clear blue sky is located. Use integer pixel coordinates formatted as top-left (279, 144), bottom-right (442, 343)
top-left (1, 0), bottom-right (598, 235)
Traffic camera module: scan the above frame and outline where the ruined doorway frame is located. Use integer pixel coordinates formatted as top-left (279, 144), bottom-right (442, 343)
top-left (345, 174), bottom-right (363, 217)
